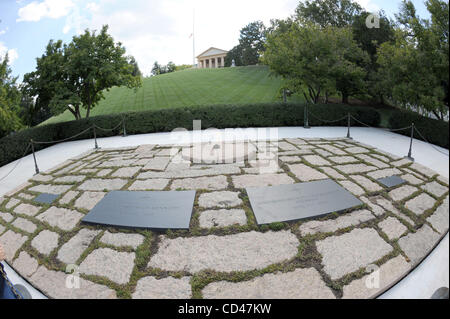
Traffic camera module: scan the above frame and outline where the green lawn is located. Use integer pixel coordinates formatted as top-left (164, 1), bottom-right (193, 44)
top-left (43, 65), bottom-right (301, 124)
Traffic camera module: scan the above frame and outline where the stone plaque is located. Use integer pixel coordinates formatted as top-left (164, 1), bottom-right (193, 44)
top-left (82, 190), bottom-right (196, 230)
top-left (34, 193), bottom-right (59, 204)
top-left (377, 176), bottom-right (406, 188)
top-left (246, 179), bottom-right (362, 225)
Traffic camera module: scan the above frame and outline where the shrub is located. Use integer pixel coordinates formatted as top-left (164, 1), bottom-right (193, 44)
top-left (388, 109), bottom-right (449, 149)
top-left (0, 102), bottom-right (384, 167)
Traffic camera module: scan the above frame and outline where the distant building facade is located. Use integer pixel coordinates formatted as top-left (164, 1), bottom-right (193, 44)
top-left (196, 47), bottom-right (228, 68)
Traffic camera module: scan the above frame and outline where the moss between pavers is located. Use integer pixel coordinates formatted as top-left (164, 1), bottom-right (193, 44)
top-left (4, 142), bottom-right (446, 299)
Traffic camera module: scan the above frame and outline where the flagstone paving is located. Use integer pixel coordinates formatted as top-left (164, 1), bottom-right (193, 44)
top-left (57, 229), bottom-right (101, 264)
top-left (405, 193), bottom-right (436, 215)
top-left (199, 209), bottom-right (247, 228)
top-left (342, 255), bottom-right (411, 299)
top-left (99, 231), bottom-right (144, 249)
top-left (133, 276), bottom-right (192, 299)
top-left (1, 138), bottom-right (448, 299)
top-left (31, 230), bottom-right (59, 256)
top-left (13, 251), bottom-right (39, 278)
top-left (317, 228), bottom-right (393, 280)
top-left (198, 191), bottom-right (242, 208)
top-left (378, 217), bottom-right (407, 240)
top-left (388, 185), bottom-right (419, 202)
top-left (202, 268), bottom-right (335, 299)
top-left (427, 196), bottom-right (449, 234)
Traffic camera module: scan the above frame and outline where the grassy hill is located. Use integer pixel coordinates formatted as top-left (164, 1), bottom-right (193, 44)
top-left (43, 65), bottom-right (300, 124)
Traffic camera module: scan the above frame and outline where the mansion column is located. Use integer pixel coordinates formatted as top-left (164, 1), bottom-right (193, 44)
top-left (221, 56), bottom-right (225, 67)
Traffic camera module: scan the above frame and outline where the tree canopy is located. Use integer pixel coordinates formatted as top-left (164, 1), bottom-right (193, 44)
top-left (377, 0), bottom-right (449, 119)
top-left (295, 0), bottom-right (363, 27)
top-left (151, 61), bottom-right (177, 76)
top-left (263, 22), bottom-right (368, 104)
top-left (23, 25), bottom-right (141, 120)
top-left (263, 0), bottom-right (448, 117)
top-left (0, 54), bottom-right (23, 137)
top-left (225, 21), bottom-right (266, 67)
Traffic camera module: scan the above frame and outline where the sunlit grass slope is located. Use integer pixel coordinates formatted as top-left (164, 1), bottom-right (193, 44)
top-left (44, 65), bottom-right (299, 124)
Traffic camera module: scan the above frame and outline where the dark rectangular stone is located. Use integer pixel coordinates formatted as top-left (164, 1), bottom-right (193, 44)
top-left (34, 193), bottom-right (59, 204)
top-left (377, 176), bottom-right (406, 188)
top-left (82, 190), bottom-right (196, 230)
top-left (246, 179), bottom-right (362, 225)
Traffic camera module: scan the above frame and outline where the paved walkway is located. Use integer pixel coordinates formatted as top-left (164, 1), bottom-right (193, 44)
top-left (0, 126), bottom-right (448, 299)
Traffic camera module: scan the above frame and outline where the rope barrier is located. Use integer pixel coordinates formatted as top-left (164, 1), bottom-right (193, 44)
top-left (413, 126), bottom-right (449, 157)
top-left (350, 114), bottom-right (412, 132)
top-left (93, 119), bottom-right (124, 132)
top-left (0, 143), bottom-right (31, 182)
top-left (32, 126), bottom-right (93, 145)
top-left (308, 111), bottom-right (348, 124)
top-left (0, 112), bottom-right (447, 182)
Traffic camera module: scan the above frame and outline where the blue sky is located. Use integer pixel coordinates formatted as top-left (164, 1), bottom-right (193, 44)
top-left (0, 0), bottom-right (432, 80)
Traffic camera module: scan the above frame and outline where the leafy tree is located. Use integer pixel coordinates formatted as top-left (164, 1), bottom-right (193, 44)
top-left (225, 21), bottom-right (266, 67)
top-left (295, 0), bottom-right (392, 103)
top-left (23, 25), bottom-right (141, 120)
top-left (129, 56), bottom-right (142, 77)
top-left (16, 89), bottom-right (47, 127)
top-left (352, 10), bottom-right (395, 103)
top-left (22, 40), bottom-right (66, 120)
top-left (263, 22), bottom-right (368, 104)
top-left (175, 64), bottom-right (192, 71)
top-left (377, 0), bottom-right (449, 119)
top-left (151, 61), bottom-right (176, 75)
top-left (151, 61), bottom-right (162, 75)
top-left (295, 0), bottom-right (362, 27)
top-left (166, 61), bottom-right (176, 73)
top-left (0, 54), bottom-right (23, 137)
top-left (224, 45), bottom-right (244, 67)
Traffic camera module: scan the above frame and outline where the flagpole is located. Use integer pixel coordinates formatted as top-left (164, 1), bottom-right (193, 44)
top-left (192, 9), bottom-right (195, 67)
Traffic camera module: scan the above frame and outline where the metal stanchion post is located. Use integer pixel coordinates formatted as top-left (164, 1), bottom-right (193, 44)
top-left (346, 113), bottom-right (352, 139)
top-left (122, 117), bottom-right (127, 137)
top-left (405, 123), bottom-right (415, 161)
top-left (93, 126), bottom-right (99, 149)
top-left (304, 103), bottom-right (310, 129)
top-left (30, 140), bottom-right (40, 175)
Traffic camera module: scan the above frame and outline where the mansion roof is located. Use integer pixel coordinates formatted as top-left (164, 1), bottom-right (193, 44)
top-left (196, 47), bottom-right (228, 58)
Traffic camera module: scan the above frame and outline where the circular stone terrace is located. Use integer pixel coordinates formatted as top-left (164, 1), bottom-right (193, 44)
top-left (0, 135), bottom-right (448, 299)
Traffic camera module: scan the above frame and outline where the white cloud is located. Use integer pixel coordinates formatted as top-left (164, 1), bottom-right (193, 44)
top-left (355, 0), bottom-right (380, 12)
top-left (63, 0), bottom-right (298, 76)
top-left (17, 0), bottom-right (75, 22)
top-left (14, 0), bottom-right (381, 76)
top-left (0, 42), bottom-right (19, 64)
top-left (85, 2), bottom-right (100, 12)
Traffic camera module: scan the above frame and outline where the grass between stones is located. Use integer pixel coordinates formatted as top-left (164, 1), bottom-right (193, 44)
top-left (1, 138), bottom-right (447, 299)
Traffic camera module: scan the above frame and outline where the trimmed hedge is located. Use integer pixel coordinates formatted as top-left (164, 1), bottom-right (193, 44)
top-left (388, 109), bottom-right (449, 150)
top-left (0, 101), bottom-right (389, 167)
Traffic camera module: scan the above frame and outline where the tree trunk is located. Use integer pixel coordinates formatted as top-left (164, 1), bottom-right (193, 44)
top-left (432, 110), bottom-right (443, 121)
top-left (85, 82), bottom-right (92, 118)
top-left (68, 105), bottom-right (81, 120)
top-left (342, 92), bottom-right (349, 104)
top-left (76, 106), bottom-right (81, 120)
